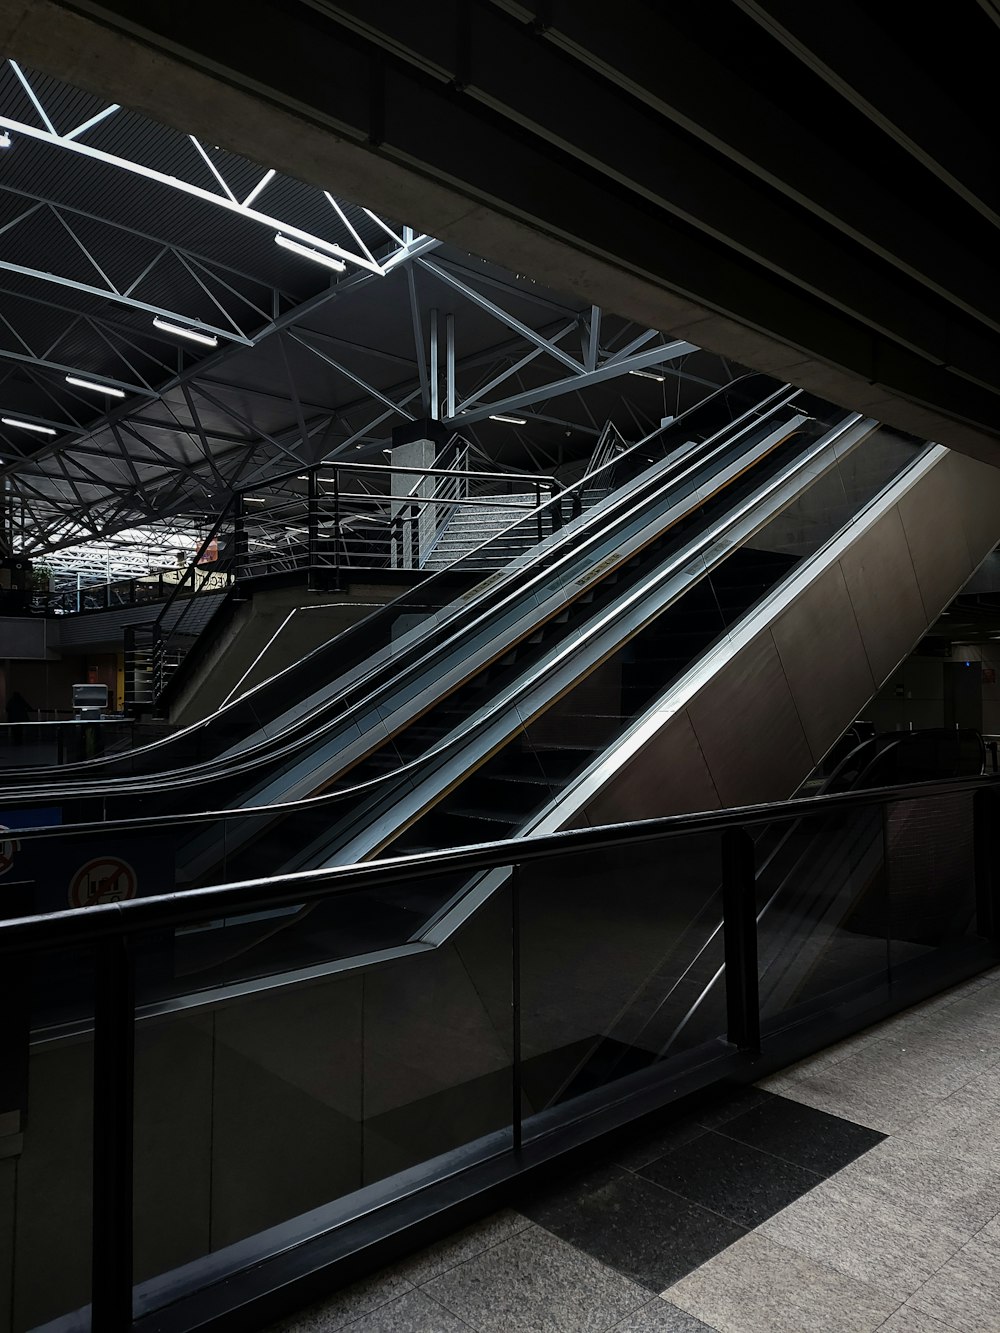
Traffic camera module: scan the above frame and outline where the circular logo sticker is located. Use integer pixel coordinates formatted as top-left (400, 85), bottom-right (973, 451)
top-left (68, 857), bottom-right (137, 908)
top-left (0, 826), bottom-right (20, 878)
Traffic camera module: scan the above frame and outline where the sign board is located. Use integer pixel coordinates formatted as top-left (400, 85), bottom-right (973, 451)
top-left (0, 808), bottom-right (173, 912)
top-left (68, 857), bottom-right (137, 908)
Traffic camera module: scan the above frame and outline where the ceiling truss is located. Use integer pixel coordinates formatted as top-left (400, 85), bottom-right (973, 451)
top-left (0, 58), bottom-right (723, 563)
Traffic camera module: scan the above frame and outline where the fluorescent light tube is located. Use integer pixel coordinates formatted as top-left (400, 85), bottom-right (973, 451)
top-left (65, 375), bottom-right (126, 399)
top-left (489, 414), bottom-right (527, 425)
top-left (628, 369), bottom-right (665, 381)
top-left (243, 497), bottom-right (266, 504)
top-left (2, 416), bottom-right (56, 435)
top-left (274, 233), bottom-right (347, 271)
top-left (152, 317), bottom-right (219, 347)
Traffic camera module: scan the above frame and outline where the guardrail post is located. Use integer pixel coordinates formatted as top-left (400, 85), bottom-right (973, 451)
top-left (511, 865), bottom-right (523, 1154)
top-left (332, 470), bottom-right (343, 589)
top-left (974, 787), bottom-right (1000, 945)
top-left (307, 468), bottom-right (319, 589)
top-left (233, 495), bottom-right (247, 581)
top-left (721, 827), bottom-right (760, 1054)
top-left (551, 482), bottom-right (562, 532)
top-left (91, 931), bottom-right (136, 1333)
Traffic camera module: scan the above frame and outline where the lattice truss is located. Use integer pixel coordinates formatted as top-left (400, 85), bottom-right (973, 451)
top-left (0, 59), bottom-right (727, 564)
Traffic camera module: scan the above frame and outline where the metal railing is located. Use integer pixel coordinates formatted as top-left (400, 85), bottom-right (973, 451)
top-left (236, 451), bottom-right (558, 582)
top-left (1, 774), bottom-right (998, 1331)
top-left (114, 442), bottom-right (557, 713)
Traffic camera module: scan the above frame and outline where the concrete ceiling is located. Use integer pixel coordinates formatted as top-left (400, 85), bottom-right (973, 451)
top-left (7, 0), bottom-right (998, 475)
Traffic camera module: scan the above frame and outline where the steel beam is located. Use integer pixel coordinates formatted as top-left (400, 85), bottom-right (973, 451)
top-left (448, 340), bottom-right (697, 426)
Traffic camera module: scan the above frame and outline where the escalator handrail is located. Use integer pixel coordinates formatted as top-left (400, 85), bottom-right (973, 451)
top-left (4, 773), bottom-right (999, 956)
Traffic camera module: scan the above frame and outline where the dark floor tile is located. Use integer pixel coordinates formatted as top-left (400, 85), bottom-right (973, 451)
top-left (718, 1092), bottom-right (885, 1175)
top-left (611, 1298), bottom-right (718, 1331)
top-left (693, 1085), bottom-right (776, 1130)
top-left (610, 1118), bottom-right (708, 1172)
top-left (639, 1129), bottom-right (821, 1229)
top-left (519, 1162), bottom-right (745, 1292)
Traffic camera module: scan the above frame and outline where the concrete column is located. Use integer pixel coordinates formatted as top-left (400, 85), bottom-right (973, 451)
top-left (390, 436), bottom-right (436, 569)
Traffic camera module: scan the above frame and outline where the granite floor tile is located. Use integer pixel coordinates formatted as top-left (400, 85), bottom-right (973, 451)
top-left (266, 1268), bottom-right (414, 1331)
top-left (329, 1288), bottom-right (474, 1331)
top-left (690, 1086), bottom-right (774, 1130)
top-left (609, 1298), bottom-right (719, 1331)
top-left (639, 1129), bottom-right (821, 1229)
top-left (664, 1231), bottom-right (898, 1333)
top-left (717, 1094), bottom-right (884, 1174)
top-left (873, 1033), bottom-right (1000, 1097)
top-left (875, 1304), bottom-right (964, 1332)
top-left (907, 1236), bottom-right (1000, 1331)
top-left (609, 1117), bottom-right (708, 1173)
top-left (831, 1136), bottom-right (1000, 1234)
top-left (776, 1062), bottom-right (942, 1133)
top-left (967, 1209), bottom-right (1000, 1251)
top-left (758, 1176), bottom-right (967, 1301)
top-left (951, 1062), bottom-right (1000, 1107)
top-left (395, 1209), bottom-right (530, 1285)
top-left (751, 1069), bottom-right (800, 1093)
top-left (882, 1004), bottom-right (1000, 1051)
top-left (900, 1084), bottom-right (1000, 1159)
top-left (944, 978), bottom-right (1000, 1013)
top-left (422, 1222), bottom-right (648, 1332)
top-left (809, 1033), bottom-right (1000, 1103)
top-left (519, 1163), bottom-right (745, 1291)
top-left (873, 989), bottom-right (984, 1040)
top-left (755, 1027), bottom-right (891, 1089)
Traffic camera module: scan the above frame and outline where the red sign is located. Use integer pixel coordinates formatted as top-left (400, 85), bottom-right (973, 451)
top-left (68, 857), bottom-right (137, 908)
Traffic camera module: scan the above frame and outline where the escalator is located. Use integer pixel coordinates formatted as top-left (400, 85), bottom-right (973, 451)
top-left (4, 396), bottom-right (922, 957)
top-left (9, 374), bottom-right (1000, 990)
top-left (0, 374), bottom-right (790, 798)
top-left (144, 390), bottom-right (867, 896)
top-left (0, 377), bottom-right (814, 835)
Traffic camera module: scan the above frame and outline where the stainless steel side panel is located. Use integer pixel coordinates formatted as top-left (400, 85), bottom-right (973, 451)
top-left (549, 445), bottom-right (1000, 827)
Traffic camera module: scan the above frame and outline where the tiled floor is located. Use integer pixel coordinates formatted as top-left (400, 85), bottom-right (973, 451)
top-left (268, 967), bottom-right (1000, 1332)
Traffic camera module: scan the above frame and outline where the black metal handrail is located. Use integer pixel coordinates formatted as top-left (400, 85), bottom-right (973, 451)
top-left (4, 772), bottom-right (998, 944)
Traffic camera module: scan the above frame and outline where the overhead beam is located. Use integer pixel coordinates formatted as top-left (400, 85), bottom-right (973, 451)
top-left (448, 339), bottom-right (697, 425)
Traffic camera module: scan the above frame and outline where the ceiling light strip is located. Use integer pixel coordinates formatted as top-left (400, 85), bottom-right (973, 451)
top-left (2, 416), bottom-right (57, 435)
top-left (65, 375), bottom-right (126, 398)
top-left (274, 233), bottom-right (347, 272)
top-left (151, 317), bottom-right (219, 347)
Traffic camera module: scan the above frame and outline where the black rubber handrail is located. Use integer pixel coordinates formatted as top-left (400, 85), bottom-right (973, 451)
top-left (2, 772), bottom-right (996, 953)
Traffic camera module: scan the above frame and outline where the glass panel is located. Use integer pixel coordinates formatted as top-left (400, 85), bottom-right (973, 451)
top-left (756, 807), bottom-right (889, 1022)
top-left (886, 793), bottom-right (979, 974)
top-left (131, 878), bottom-right (513, 1317)
top-left (518, 835), bottom-right (727, 1133)
top-left (5, 945), bottom-right (94, 1331)
top-left (360, 880), bottom-right (514, 1183)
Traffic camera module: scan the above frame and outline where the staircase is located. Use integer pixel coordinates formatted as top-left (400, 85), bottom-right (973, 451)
top-left (425, 488), bottom-right (609, 571)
